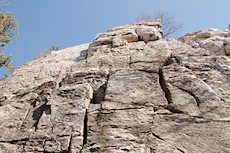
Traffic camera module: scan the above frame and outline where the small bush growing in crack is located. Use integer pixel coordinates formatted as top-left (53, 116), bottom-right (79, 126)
top-left (33, 45), bottom-right (60, 60)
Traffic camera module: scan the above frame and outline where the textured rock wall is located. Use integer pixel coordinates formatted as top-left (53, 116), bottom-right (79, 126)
top-left (0, 20), bottom-right (230, 153)
top-left (179, 28), bottom-right (230, 55)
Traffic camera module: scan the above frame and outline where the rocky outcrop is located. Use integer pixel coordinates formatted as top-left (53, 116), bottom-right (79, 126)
top-left (0, 20), bottom-right (230, 153)
top-left (179, 28), bottom-right (230, 55)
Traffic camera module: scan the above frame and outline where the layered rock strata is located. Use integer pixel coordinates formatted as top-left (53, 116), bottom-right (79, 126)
top-left (0, 20), bottom-right (230, 153)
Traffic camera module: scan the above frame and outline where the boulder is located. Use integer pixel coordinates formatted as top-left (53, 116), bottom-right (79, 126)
top-left (137, 26), bottom-right (162, 42)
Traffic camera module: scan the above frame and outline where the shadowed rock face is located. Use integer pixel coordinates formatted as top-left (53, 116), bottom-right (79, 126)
top-left (0, 20), bottom-right (230, 153)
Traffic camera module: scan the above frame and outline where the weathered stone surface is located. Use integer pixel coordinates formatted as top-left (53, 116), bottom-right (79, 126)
top-left (0, 21), bottom-right (230, 152)
top-left (89, 19), bottom-right (162, 51)
top-left (0, 43), bottom-right (89, 97)
top-left (0, 143), bottom-right (23, 153)
top-left (162, 64), bottom-right (230, 120)
top-left (112, 37), bottom-right (128, 47)
top-left (104, 69), bottom-right (167, 106)
top-left (137, 26), bottom-right (162, 42)
top-left (129, 40), bottom-right (172, 72)
top-left (179, 28), bottom-right (230, 56)
top-left (225, 43), bottom-right (230, 55)
top-left (0, 82), bottom-right (93, 152)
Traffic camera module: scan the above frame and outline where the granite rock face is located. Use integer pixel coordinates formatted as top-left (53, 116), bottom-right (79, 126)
top-left (0, 21), bottom-right (230, 153)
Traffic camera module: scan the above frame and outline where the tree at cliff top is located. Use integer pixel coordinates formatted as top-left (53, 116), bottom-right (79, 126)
top-left (0, 7), bottom-right (18, 73)
top-left (136, 11), bottom-right (183, 38)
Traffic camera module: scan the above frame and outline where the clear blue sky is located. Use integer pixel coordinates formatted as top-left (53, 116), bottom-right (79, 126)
top-left (1, 0), bottom-right (230, 77)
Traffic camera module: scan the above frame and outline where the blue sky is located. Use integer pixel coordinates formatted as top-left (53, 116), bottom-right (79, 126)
top-left (1, 0), bottom-right (230, 77)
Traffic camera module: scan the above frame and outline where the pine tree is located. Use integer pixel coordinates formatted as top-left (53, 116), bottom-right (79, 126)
top-left (0, 12), bottom-right (18, 72)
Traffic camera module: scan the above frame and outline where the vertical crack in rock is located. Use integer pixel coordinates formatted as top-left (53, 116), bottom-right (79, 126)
top-left (158, 68), bottom-right (184, 113)
top-left (158, 68), bottom-right (172, 104)
top-left (83, 109), bottom-right (88, 145)
top-left (129, 48), bottom-right (132, 68)
top-left (67, 134), bottom-right (72, 153)
top-left (81, 75), bottom-right (110, 151)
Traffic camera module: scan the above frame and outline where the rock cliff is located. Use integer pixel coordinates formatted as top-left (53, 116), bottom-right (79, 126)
top-left (0, 20), bottom-right (230, 153)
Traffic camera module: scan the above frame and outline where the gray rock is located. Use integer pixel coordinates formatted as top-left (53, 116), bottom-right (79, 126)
top-left (112, 37), bottom-right (128, 47)
top-left (0, 20), bottom-right (230, 153)
top-left (104, 69), bottom-right (167, 106)
top-left (137, 26), bottom-right (162, 42)
top-left (225, 43), bottom-right (230, 55)
top-left (179, 28), bottom-right (230, 56)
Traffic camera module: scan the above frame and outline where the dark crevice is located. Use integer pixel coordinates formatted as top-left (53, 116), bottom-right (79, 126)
top-left (37, 81), bottom-right (57, 91)
top-left (158, 68), bottom-right (172, 104)
top-left (91, 74), bottom-right (109, 104)
top-left (167, 105), bottom-right (184, 114)
top-left (67, 134), bottom-right (72, 153)
top-left (130, 61), bottom-right (157, 65)
top-left (74, 49), bottom-right (88, 62)
top-left (152, 133), bottom-right (165, 141)
top-left (32, 104), bottom-right (51, 131)
top-left (138, 36), bottom-right (141, 41)
top-left (89, 147), bottom-right (101, 152)
top-left (15, 91), bottom-right (28, 99)
top-left (121, 148), bottom-right (130, 151)
top-left (85, 52), bottom-right (89, 60)
top-left (109, 107), bottom-right (146, 111)
top-left (0, 138), bottom-right (29, 144)
top-left (173, 56), bottom-right (182, 64)
top-left (31, 95), bottom-right (48, 107)
top-left (83, 109), bottom-right (88, 145)
top-left (13, 106), bottom-right (21, 109)
top-left (163, 55), bottom-right (181, 66)
top-left (128, 45), bottom-right (132, 67)
top-left (159, 68), bottom-right (185, 114)
top-left (177, 148), bottom-right (185, 153)
top-left (91, 83), bottom-right (107, 104)
top-left (138, 69), bottom-right (158, 74)
top-left (163, 55), bottom-right (174, 66)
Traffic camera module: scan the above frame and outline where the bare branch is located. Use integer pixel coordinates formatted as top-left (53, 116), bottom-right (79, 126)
top-left (136, 14), bottom-right (152, 22)
top-left (0, 0), bottom-right (14, 12)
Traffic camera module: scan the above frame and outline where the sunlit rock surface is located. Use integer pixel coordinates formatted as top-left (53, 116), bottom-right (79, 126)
top-left (0, 20), bottom-right (230, 153)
